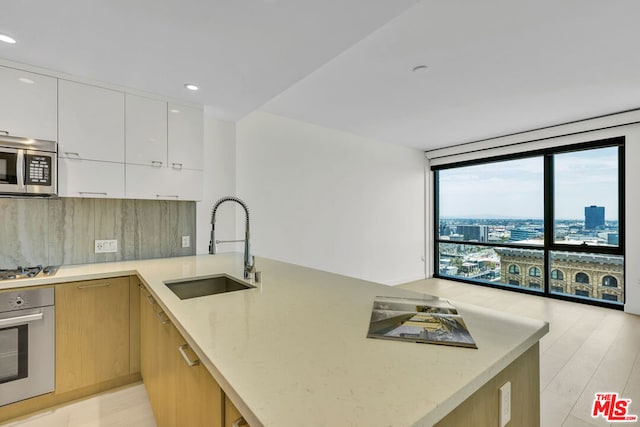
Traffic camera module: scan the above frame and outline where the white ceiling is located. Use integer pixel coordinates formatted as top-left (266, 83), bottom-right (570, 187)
top-left (0, 0), bottom-right (417, 119)
top-left (2, 0), bottom-right (640, 150)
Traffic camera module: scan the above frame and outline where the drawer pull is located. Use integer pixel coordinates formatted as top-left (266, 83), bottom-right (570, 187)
top-left (231, 417), bottom-right (248, 427)
top-left (77, 282), bottom-right (111, 289)
top-left (178, 344), bottom-right (199, 367)
top-left (171, 162), bottom-right (183, 170)
top-left (144, 294), bottom-right (155, 306)
top-left (65, 152), bottom-right (81, 157)
top-left (151, 160), bottom-right (163, 167)
top-left (78, 191), bottom-right (108, 196)
top-left (156, 194), bottom-right (179, 199)
top-left (0, 130), bottom-right (9, 135)
top-left (156, 310), bottom-right (170, 325)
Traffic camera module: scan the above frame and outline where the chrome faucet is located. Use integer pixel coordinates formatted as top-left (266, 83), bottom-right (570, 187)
top-left (209, 196), bottom-right (255, 279)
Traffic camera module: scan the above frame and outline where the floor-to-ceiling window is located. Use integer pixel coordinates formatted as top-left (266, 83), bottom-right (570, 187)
top-left (433, 138), bottom-right (624, 308)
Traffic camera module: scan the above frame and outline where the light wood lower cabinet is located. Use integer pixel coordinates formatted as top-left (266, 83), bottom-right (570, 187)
top-left (140, 286), bottom-right (222, 427)
top-left (56, 277), bottom-right (131, 393)
top-left (225, 396), bottom-right (250, 427)
top-left (1, 277), bottom-right (141, 424)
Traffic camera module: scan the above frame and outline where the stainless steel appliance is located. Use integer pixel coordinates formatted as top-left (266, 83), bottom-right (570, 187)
top-left (0, 265), bottom-right (59, 281)
top-left (0, 134), bottom-right (57, 197)
top-left (0, 287), bottom-right (55, 406)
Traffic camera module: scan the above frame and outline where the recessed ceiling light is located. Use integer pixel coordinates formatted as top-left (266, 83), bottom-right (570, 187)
top-left (0, 33), bottom-right (17, 44)
top-left (184, 83), bottom-right (199, 91)
top-left (412, 65), bottom-right (428, 73)
top-left (18, 77), bottom-right (34, 84)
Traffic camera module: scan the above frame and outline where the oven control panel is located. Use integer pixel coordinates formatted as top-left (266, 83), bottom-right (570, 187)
top-left (0, 287), bottom-right (54, 312)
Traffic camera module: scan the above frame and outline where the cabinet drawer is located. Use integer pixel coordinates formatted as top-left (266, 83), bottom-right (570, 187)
top-left (126, 164), bottom-right (202, 201)
top-left (59, 158), bottom-right (125, 198)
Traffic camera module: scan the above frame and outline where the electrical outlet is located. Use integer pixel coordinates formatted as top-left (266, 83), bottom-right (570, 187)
top-left (95, 239), bottom-right (118, 253)
top-left (181, 235), bottom-right (190, 248)
top-left (500, 381), bottom-right (511, 427)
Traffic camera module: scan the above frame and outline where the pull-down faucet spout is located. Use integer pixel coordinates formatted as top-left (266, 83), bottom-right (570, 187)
top-left (209, 196), bottom-right (255, 278)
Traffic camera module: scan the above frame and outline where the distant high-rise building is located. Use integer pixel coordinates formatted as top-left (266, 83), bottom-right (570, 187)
top-left (509, 228), bottom-right (540, 242)
top-left (456, 225), bottom-right (489, 242)
top-left (585, 205), bottom-right (605, 230)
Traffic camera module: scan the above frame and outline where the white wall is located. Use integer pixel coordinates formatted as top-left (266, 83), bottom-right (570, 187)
top-left (623, 135), bottom-right (640, 315)
top-left (236, 111), bottom-right (425, 285)
top-left (196, 108), bottom-right (238, 254)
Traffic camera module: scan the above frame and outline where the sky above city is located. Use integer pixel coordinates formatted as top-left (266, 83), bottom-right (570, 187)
top-left (438, 146), bottom-right (619, 220)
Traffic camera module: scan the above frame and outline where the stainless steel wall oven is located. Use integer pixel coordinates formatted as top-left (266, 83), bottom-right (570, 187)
top-left (0, 287), bottom-right (55, 406)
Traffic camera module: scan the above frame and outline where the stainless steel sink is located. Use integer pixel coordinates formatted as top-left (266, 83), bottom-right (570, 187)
top-left (164, 275), bottom-right (254, 300)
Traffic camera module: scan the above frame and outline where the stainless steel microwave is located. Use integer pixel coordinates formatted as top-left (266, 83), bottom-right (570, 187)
top-left (0, 134), bottom-right (57, 197)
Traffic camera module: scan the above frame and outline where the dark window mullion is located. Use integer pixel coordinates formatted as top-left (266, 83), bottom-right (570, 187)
top-left (544, 154), bottom-right (554, 295)
top-left (433, 170), bottom-right (440, 278)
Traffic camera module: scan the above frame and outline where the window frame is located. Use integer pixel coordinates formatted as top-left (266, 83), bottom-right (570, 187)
top-left (432, 137), bottom-right (625, 309)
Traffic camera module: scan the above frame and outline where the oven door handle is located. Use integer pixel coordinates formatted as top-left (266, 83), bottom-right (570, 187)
top-left (0, 311), bottom-right (43, 328)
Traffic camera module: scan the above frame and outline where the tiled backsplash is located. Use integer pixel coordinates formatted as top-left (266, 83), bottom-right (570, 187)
top-left (0, 198), bottom-right (196, 268)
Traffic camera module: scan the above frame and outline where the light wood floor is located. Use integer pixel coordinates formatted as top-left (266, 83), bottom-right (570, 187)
top-left (4, 279), bottom-right (639, 427)
top-left (399, 278), bottom-right (640, 427)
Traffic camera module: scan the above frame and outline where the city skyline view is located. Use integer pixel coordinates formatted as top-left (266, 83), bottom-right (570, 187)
top-left (435, 143), bottom-right (623, 306)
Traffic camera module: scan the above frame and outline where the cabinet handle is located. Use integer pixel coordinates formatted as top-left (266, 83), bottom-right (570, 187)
top-left (144, 294), bottom-right (155, 305)
top-left (77, 282), bottom-right (111, 289)
top-left (178, 344), bottom-right (200, 367)
top-left (78, 191), bottom-right (108, 196)
top-left (0, 130), bottom-right (8, 135)
top-left (156, 310), bottom-right (170, 325)
top-left (151, 160), bottom-right (163, 167)
top-left (156, 194), bottom-right (179, 199)
top-left (65, 152), bottom-right (81, 158)
top-left (231, 417), bottom-right (248, 427)
top-left (171, 162), bottom-right (183, 170)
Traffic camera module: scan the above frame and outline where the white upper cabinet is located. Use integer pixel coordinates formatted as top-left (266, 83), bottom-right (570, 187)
top-left (0, 66), bottom-right (57, 141)
top-left (58, 80), bottom-right (125, 162)
top-left (125, 164), bottom-right (202, 201)
top-left (58, 158), bottom-right (125, 198)
top-left (125, 94), bottom-right (167, 166)
top-left (168, 103), bottom-right (203, 170)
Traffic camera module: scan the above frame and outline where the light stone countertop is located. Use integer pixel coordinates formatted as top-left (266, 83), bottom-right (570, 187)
top-left (0, 254), bottom-right (549, 426)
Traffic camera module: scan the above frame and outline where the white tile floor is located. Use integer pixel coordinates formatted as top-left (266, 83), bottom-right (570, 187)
top-left (3, 278), bottom-right (639, 427)
top-left (2, 383), bottom-right (156, 427)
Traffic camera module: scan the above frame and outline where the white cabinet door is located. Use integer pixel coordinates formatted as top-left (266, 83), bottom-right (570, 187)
top-left (167, 103), bottom-right (203, 171)
top-left (125, 94), bottom-right (167, 166)
top-left (58, 80), bottom-right (125, 162)
top-left (0, 66), bottom-right (57, 141)
top-left (126, 164), bottom-right (202, 201)
top-left (169, 168), bottom-right (203, 201)
top-left (59, 158), bottom-right (125, 198)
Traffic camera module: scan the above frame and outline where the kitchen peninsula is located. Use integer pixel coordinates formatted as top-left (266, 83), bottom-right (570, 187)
top-left (0, 254), bottom-right (548, 426)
